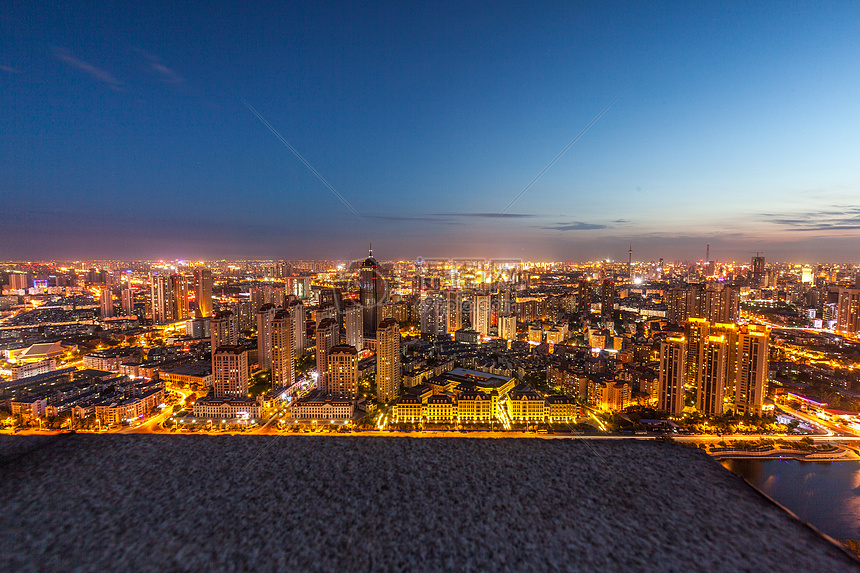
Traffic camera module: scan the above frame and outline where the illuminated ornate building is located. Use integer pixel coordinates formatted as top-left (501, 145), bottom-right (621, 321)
top-left (359, 247), bottom-right (386, 335)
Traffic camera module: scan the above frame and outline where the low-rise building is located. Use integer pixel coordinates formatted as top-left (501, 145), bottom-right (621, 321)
top-left (192, 395), bottom-right (263, 422)
top-left (290, 390), bottom-right (354, 421)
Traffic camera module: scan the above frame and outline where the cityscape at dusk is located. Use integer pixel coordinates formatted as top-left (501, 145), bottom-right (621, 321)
top-left (3, 1), bottom-right (860, 571)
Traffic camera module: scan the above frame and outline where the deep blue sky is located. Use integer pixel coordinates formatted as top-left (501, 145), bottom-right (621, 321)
top-left (2, 1), bottom-right (859, 262)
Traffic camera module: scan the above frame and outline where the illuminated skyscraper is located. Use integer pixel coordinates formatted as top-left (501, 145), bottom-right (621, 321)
top-left (498, 314), bottom-right (516, 341)
top-left (696, 335), bottom-right (727, 416)
top-left (316, 318), bottom-right (339, 391)
top-left (419, 291), bottom-right (447, 337)
top-left (359, 247), bottom-right (386, 335)
top-left (213, 346), bottom-right (249, 397)
top-left (288, 299), bottom-right (307, 355)
top-left (271, 309), bottom-right (295, 389)
top-left (327, 345), bottom-right (358, 398)
top-left (344, 301), bottom-right (363, 350)
top-left (735, 325), bottom-right (769, 415)
top-left (121, 286), bottom-right (134, 316)
top-left (211, 310), bottom-right (239, 351)
top-left (836, 287), bottom-right (860, 334)
top-left (600, 279), bottom-right (614, 317)
top-left (150, 273), bottom-right (174, 325)
top-left (193, 267), bottom-right (213, 317)
top-left (170, 273), bottom-right (189, 320)
top-left (658, 337), bottom-right (686, 416)
top-left (684, 318), bottom-right (710, 386)
top-left (376, 318), bottom-right (401, 403)
top-left (256, 303), bottom-right (277, 371)
top-left (578, 280), bottom-right (591, 313)
top-left (750, 255), bottom-right (765, 287)
top-left (100, 288), bottom-right (113, 319)
top-left (471, 293), bottom-right (491, 336)
top-left (251, 285), bottom-right (283, 312)
top-left (446, 290), bottom-right (463, 332)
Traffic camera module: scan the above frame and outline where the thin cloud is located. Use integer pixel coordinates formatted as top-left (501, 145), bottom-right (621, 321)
top-left (542, 221), bottom-right (607, 231)
top-left (135, 48), bottom-right (184, 84)
top-left (369, 213), bottom-right (534, 224)
top-left (762, 206), bottom-right (860, 232)
top-left (53, 47), bottom-right (123, 89)
top-left (0, 65), bottom-right (20, 73)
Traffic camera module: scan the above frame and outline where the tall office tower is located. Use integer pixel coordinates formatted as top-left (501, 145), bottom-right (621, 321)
top-left (250, 285), bottom-right (283, 312)
top-left (170, 273), bottom-right (189, 320)
top-left (315, 303), bottom-right (337, 327)
top-left (150, 273), bottom-right (174, 325)
top-left (658, 337), bottom-right (687, 416)
top-left (211, 310), bottom-right (239, 351)
top-left (315, 318), bottom-right (339, 391)
top-left (376, 318), bottom-right (401, 403)
top-left (344, 301), bottom-right (364, 350)
top-left (578, 279), bottom-right (591, 313)
top-left (288, 299), bottom-right (307, 355)
top-left (836, 287), bottom-right (860, 334)
top-left (419, 291), bottom-right (447, 337)
top-left (750, 255), bottom-right (765, 287)
top-left (193, 267), bottom-right (213, 317)
top-left (446, 290), bottom-right (463, 332)
top-left (271, 309), bottom-right (295, 389)
top-left (735, 324), bottom-right (769, 415)
top-left (256, 303), bottom-right (277, 371)
top-left (100, 288), bottom-right (114, 319)
top-left (213, 346), bottom-right (249, 397)
top-left (327, 345), bottom-right (358, 398)
top-left (498, 314), bottom-right (516, 341)
top-left (684, 318), bottom-right (710, 386)
top-left (471, 293), bottom-right (491, 336)
top-left (121, 287), bottom-right (134, 316)
top-left (359, 247), bottom-right (386, 335)
top-left (686, 283), bottom-right (705, 319)
top-left (696, 335), bottom-right (728, 416)
top-left (667, 287), bottom-right (689, 324)
top-left (600, 279), bottom-right (615, 316)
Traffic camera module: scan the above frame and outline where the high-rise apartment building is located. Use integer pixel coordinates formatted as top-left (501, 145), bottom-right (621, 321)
top-left (316, 318), bottom-right (339, 391)
top-left (327, 345), bottom-right (358, 398)
top-left (498, 314), bottom-right (516, 341)
top-left (658, 337), bottom-right (686, 416)
top-left (684, 318), bottom-right (710, 386)
top-left (315, 303), bottom-right (337, 327)
top-left (150, 273), bottom-right (174, 325)
top-left (271, 309), bottom-right (295, 389)
top-left (250, 285), bottom-right (283, 312)
top-left (213, 346), bottom-right (249, 397)
top-left (121, 287), bottom-right (134, 316)
top-left (170, 274), bottom-right (189, 321)
top-left (344, 301), bottom-right (363, 351)
top-left (256, 303), bottom-right (277, 371)
top-left (193, 267), bottom-right (213, 317)
top-left (836, 287), bottom-right (860, 334)
top-left (376, 318), bottom-right (401, 403)
top-left (696, 335), bottom-right (727, 416)
top-left (446, 290), bottom-right (463, 332)
top-left (100, 288), bottom-right (113, 319)
top-left (211, 310), bottom-right (239, 351)
top-left (471, 293), bottom-right (491, 336)
top-left (578, 280), bottom-right (591, 313)
top-left (735, 325), bottom-right (769, 415)
top-left (288, 299), bottom-right (307, 355)
top-left (600, 279), bottom-right (614, 316)
top-left (419, 291), bottom-right (447, 337)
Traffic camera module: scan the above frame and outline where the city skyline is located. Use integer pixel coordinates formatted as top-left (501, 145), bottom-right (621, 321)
top-left (3, 2), bottom-right (859, 261)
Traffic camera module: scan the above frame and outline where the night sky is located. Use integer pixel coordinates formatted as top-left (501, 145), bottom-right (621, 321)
top-left (2, 1), bottom-right (859, 262)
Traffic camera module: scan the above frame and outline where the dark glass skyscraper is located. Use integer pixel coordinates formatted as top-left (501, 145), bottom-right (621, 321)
top-left (359, 247), bottom-right (386, 335)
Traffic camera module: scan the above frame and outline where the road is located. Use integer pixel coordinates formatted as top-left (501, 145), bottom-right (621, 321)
top-left (120, 386), bottom-right (193, 434)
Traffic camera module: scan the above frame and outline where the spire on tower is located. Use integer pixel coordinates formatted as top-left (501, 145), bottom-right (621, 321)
top-left (369, 243), bottom-right (372, 257)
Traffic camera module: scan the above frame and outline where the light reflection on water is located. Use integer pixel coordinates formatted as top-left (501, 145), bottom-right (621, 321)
top-left (721, 459), bottom-right (860, 541)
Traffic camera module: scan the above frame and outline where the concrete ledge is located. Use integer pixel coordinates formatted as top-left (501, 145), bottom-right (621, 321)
top-left (1, 435), bottom-right (858, 572)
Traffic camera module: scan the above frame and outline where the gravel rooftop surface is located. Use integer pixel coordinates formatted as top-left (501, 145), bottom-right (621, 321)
top-left (1, 435), bottom-right (857, 572)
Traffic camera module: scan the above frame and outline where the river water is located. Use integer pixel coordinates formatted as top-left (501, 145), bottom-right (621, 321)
top-left (720, 458), bottom-right (860, 541)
